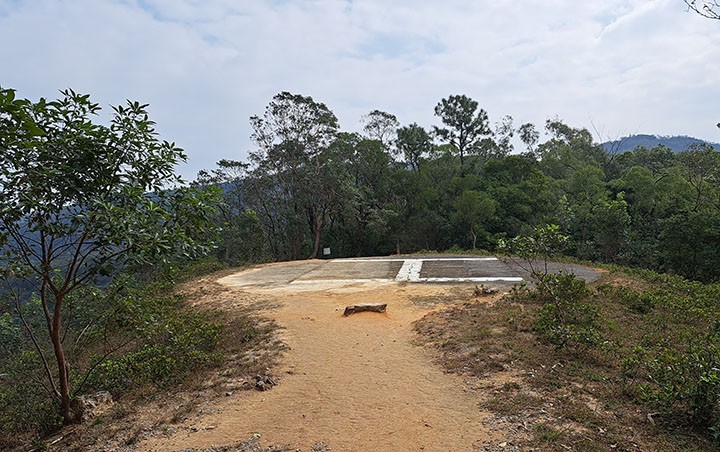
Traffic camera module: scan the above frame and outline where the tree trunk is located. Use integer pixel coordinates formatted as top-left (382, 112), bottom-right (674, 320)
top-left (50, 294), bottom-right (74, 424)
top-left (309, 214), bottom-right (322, 259)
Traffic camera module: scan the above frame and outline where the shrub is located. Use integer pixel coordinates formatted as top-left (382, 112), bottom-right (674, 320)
top-left (636, 329), bottom-right (720, 436)
top-left (0, 260), bottom-right (227, 445)
top-left (531, 272), bottom-right (603, 349)
top-left (92, 301), bottom-right (223, 391)
top-left (0, 350), bottom-right (63, 448)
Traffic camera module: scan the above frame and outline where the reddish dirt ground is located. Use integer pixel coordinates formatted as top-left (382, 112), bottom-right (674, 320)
top-left (139, 276), bottom-right (509, 451)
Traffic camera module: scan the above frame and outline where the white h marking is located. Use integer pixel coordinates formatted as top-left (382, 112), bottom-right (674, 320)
top-left (330, 257), bottom-right (522, 284)
top-left (395, 259), bottom-right (423, 282)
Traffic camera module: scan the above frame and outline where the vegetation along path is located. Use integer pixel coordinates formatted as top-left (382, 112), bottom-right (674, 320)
top-left (140, 256), bottom-right (599, 451)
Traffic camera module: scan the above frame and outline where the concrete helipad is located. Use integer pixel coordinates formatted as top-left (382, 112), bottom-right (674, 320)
top-left (218, 255), bottom-right (601, 290)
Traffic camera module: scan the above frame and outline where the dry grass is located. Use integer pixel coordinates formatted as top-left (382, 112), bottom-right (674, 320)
top-left (414, 272), bottom-right (717, 451)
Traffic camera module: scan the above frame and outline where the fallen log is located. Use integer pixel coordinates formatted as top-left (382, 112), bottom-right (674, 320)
top-left (343, 302), bottom-right (387, 316)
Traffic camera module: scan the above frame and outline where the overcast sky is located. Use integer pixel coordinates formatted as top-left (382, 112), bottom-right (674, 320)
top-left (1, 0), bottom-right (719, 180)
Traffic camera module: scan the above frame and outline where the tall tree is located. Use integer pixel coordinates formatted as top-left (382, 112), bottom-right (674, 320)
top-left (396, 123), bottom-right (434, 172)
top-left (453, 190), bottom-right (496, 249)
top-left (0, 88), bottom-right (219, 424)
top-left (518, 122), bottom-right (540, 156)
top-left (249, 92), bottom-right (342, 259)
top-left (361, 110), bottom-right (399, 150)
top-left (195, 160), bottom-right (269, 265)
top-left (493, 115), bottom-right (515, 157)
top-left (433, 94), bottom-right (493, 168)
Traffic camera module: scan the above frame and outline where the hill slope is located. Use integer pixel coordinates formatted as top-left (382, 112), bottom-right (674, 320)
top-left (602, 134), bottom-right (720, 153)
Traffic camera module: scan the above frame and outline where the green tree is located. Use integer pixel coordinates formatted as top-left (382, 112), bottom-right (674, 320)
top-left (195, 160), bottom-right (270, 265)
top-left (482, 155), bottom-right (556, 237)
top-left (591, 193), bottom-right (631, 262)
top-left (433, 94), bottom-right (494, 168)
top-left (396, 123), bottom-right (434, 172)
top-left (497, 224), bottom-right (569, 286)
top-left (249, 92), bottom-right (343, 259)
top-left (678, 144), bottom-right (720, 211)
top-left (453, 190), bottom-right (496, 249)
top-left (518, 122), bottom-right (540, 156)
top-left (493, 114), bottom-right (515, 156)
top-left (332, 133), bottom-right (397, 256)
top-left (538, 119), bottom-right (607, 178)
top-left (0, 88), bottom-right (219, 424)
top-left (361, 109), bottom-right (399, 150)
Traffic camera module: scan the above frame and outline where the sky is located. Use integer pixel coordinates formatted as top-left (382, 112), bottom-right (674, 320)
top-left (1, 0), bottom-right (719, 180)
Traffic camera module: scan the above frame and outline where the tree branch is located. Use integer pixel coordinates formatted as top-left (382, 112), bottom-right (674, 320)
top-left (6, 276), bottom-right (60, 399)
top-left (685, 0), bottom-right (720, 19)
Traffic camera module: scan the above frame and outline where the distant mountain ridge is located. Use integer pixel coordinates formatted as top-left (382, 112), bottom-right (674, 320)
top-left (602, 134), bottom-right (720, 153)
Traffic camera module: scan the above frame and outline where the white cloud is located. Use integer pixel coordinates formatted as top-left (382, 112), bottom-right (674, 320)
top-left (1, 0), bottom-right (719, 178)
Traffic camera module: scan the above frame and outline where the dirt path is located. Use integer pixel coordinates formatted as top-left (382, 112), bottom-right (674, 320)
top-left (140, 272), bottom-right (507, 451)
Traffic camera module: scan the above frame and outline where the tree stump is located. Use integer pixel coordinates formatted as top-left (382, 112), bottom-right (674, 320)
top-left (343, 302), bottom-right (387, 316)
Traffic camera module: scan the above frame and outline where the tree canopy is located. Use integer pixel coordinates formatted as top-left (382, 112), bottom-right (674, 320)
top-left (0, 87), bottom-right (220, 424)
top-left (197, 91), bottom-right (720, 284)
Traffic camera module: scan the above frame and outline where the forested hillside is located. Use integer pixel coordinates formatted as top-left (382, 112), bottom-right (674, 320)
top-left (200, 91), bottom-right (720, 283)
top-left (603, 134), bottom-right (720, 153)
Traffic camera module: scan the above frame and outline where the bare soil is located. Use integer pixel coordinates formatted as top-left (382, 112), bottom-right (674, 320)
top-left (137, 278), bottom-right (511, 451)
top-left (45, 258), bottom-right (618, 451)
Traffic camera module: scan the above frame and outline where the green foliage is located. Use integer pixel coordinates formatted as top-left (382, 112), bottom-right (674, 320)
top-left (0, 86), bottom-right (220, 425)
top-left (601, 271), bottom-right (720, 440)
top-left (194, 160), bottom-right (271, 265)
top-left (247, 91), bottom-right (344, 260)
top-left (498, 224), bottom-right (569, 282)
top-left (499, 226), bottom-right (602, 350)
top-left (531, 272), bottom-right (602, 349)
top-left (433, 94), bottom-right (495, 166)
top-left (452, 190), bottom-right (496, 249)
top-left (195, 90), bottom-right (720, 285)
top-left (0, 261), bottom-right (227, 446)
top-left (610, 285), bottom-right (657, 314)
top-left (0, 350), bottom-right (63, 447)
top-left (94, 308), bottom-right (222, 390)
top-left (0, 312), bottom-right (21, 357)
top-left (396, 123), bottom-right (434, 172)
top-left (638, 330), bottom-right (720, 434)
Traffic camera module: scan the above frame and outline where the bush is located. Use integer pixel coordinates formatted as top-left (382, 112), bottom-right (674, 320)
top-left (0, 350), bottom-right (63, 448)
top-left (531, 272), bottom-right (603, 349)
top-left (91, 293), bottom-right (223, 391)
top-left (596, 285), bottom-right (658, 315)
top-left (614, 270), bottom-right (720, 441)
top-left (635, 329), bottom-right (720, 436)
top-left (0, 261), bottom-right (227, 446)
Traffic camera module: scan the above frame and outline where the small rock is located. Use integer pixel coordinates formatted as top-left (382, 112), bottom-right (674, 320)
top-left (70, 391), bottom-right (114, 423)
top-left (254, 374), bottom-right (276, 391)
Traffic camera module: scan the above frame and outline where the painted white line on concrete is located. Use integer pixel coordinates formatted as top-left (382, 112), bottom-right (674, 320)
top-left (332, 259), bottom-right (406, 262)
top-left (332, 257), bottom-right (498, 263)
top-left (419, 257), bottom-right (498, 262)
top-left (423, 277), bottom-right (523, 283)
top-left (395, 259), bottom-right (423, 282)
top-left (289, 279), bottom-right (392, 285)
